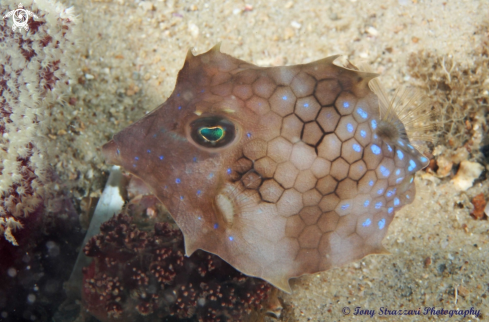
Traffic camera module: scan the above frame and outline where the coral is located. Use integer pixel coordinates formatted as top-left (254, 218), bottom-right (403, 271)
top-left (0, 0), bottom-right (79, 244)
top-left (82, 214), bottom-right (273, 322)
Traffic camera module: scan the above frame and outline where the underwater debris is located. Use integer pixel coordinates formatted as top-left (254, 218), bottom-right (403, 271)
top-left (82, 214), bottom-right (273, 322)
top-left (430, 146), bottom-right (470, 178)
top-left (407, 25), bottom-right (489, 153)
top-left (470, 193), bottom-right (487, 220)
top-left (451, 160), bottom-right (484, 191)
top-left (0, 0), bottom-right (79, 245)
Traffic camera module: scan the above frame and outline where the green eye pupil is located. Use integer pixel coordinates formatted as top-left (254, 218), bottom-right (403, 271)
top-left (199, 126), bottom-right (225, 142)
top-left (190, 116), bottom-right (235, 149)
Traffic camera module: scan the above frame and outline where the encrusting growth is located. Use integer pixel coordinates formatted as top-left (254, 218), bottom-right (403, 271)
top-left (0, 0), bottom-right (79, 244)
top-left (83, 214), bottom-right (273, 321)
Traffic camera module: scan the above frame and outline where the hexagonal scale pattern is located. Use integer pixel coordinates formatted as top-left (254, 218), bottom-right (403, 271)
top-left (109, 48), bottom-right (430, 293)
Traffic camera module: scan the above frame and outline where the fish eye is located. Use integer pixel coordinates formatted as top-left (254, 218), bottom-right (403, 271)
top-left (189, 116), bottom-right (237, 148)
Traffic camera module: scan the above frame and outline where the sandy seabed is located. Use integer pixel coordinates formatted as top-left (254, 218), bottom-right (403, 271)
top-left (38, 0), bottom-right (489, 320)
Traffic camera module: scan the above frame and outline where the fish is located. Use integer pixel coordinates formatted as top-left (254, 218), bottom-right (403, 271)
top-left (102, 44), bottom-right (432, 293)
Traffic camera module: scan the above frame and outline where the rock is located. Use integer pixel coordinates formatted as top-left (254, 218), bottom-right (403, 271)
top-left (451, 160), bottom-right (484, 191)
top-left (470, 193), bottom-right (487, 220)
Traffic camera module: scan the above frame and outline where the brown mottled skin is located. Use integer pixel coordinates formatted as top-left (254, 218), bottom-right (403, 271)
top-left (103, 45), bottom-right (429, 292)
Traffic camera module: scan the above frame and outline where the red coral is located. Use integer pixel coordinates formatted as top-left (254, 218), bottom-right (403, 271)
top-left (82, 214), bottom-right (272, 322)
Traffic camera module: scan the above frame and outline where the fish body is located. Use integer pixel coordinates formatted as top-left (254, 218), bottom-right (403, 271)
top-left (103, 45), bottom-right (429, 292)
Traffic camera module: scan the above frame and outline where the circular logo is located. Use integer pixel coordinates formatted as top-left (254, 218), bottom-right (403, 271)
top-left (3, 4), bottom-right (38, 32)
top-left (13, 9), bottom-right (28, 28)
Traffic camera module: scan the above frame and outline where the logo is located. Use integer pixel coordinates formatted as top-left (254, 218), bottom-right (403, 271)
top-left (3, 3), bottom-right (38, 31)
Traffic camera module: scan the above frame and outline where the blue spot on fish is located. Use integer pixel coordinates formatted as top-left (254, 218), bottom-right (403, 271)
top-left (178, 106), bottom-right (182, 110)
top-left (116, 149), bottom-right (120, 155)
top-left (147, 149), bottom-right (151, 153)
top-left (371, 144), bottom-right (381, 155)
top-left (357, 108), bottom-right (368, 119)
top-left (377, 188), bottom-right (384, 195)
top-left (193, 157), bottom-right (197, 162)
top-left (388, 207), bottom-right (394, 214)
top-left (360, 130), bottom-right (367, 138)
top-left (229, 236), bottom-right (234, 241)
top-left (369, 180), bottom-right (374, 186)
top-left (197, 190), bottom-right (201, 195)
top-left (347, 123), bottom-right (354, 132)
top-left (394, 198), bottom-right (400, 206)
top-left (362, 218), bottom-right (372, 227)
top-left (135, 156), bottom-right (139, 161)
top-left (386, 144), bottom-right (392, 152)
top-left (175, 178), bottom-right (181, 184)
top-left (386, 189), bottom-right (395, 198)
top-left (396, 150), bottom-right (404, 160)
top-left (396, 177), bottom-right (404, 184)
top-left (379, 165), bottom-right (390, 177)
top-left (341, 203), bottom-right (350, 210)
top-left (375, 202), bottom-right (383, 209)
top-left (343, 101), bottom-right (350, 108)
top-left (352, 144), bottom-right (361, 152)
top-left (395, 169), bottom-right (401, 175)
top-left (247, 132), bottom-right (252, 138)
top-left (227, 168), bottom-right (232, 174)
top-left (398, 140), bottom-right (405, 147)
top-left (364, 200), bottom-right (370, 207)
top-left (420, 156), bottom-right (428, 163)
top-left (304, 103), bottom-right (309, 108)
top-left (214, 223), bottom-right (219, 229)
top-left (180, 196), bottom-right (184, 200)
top-left (159, 155), bottom-right (164, 160)
top-left (408, 160), bottom-right (416, 172)
top-left (378, 218), bottom-right (386, 229)
top-left (282, 95), bottom-right (287, 100)
top-left (371, 119), bottom-right (377, 129)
